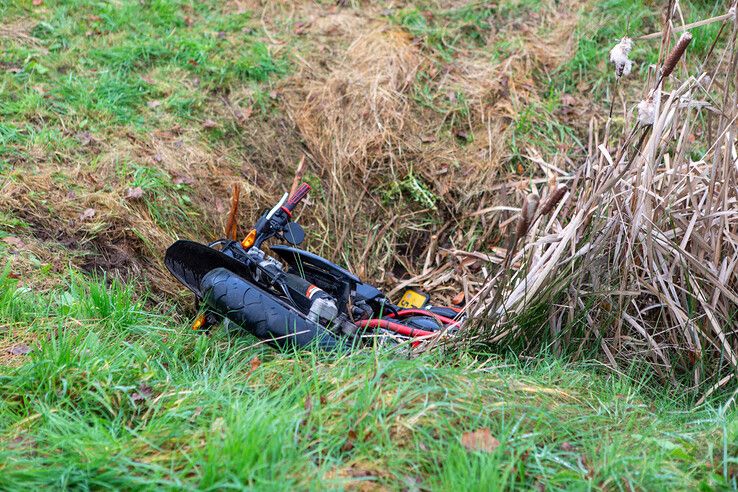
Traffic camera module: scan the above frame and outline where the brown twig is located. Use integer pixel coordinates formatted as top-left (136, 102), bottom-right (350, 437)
top-left (225, 183), bottom-right (241, 240)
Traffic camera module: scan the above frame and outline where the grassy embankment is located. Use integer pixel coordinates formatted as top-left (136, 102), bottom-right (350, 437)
top-left (2, 0), bottom-right (737, 489)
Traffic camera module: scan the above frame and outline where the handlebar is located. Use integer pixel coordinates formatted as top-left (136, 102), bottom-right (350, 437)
top-left (283, 183), bottom-right (311, 214)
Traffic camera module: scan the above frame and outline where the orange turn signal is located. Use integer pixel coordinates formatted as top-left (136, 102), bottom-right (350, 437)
top-left (241, 229), bottom-right (257, 250)
top-left (192, 314), bottom-right (206, 331)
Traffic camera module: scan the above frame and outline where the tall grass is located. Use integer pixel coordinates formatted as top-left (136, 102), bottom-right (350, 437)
top-left (465, 6), bottom-right (738, 398)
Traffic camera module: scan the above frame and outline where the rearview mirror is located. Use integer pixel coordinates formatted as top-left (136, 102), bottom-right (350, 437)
top-left (283, 222), bottom-right (305, 245)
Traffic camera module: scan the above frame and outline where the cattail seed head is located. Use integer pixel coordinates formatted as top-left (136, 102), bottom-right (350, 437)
top-left (662, 32), bottom-right (692, 78)
top-left (609, 37), bottom-right (634, 77)
top-left (540, 185), bottom-right (568, 215)
top-left (516, 193), bottom-right (539, 239)
top-left (637, 97), bottom-right (656, 125)
top-left (515, 215), bottom-right (528, 240)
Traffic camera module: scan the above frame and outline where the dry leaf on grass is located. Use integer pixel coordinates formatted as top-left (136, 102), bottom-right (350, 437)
top-left (76, 131), bottom-right (94, 146)
top-left (202, 119), bottom-right (218, 129)
top-left (246, 356), bottom-right (262, 377)
top-left (172, 174), bottom-right (195, 186)
top-left (8, 344), bottom-right (32, 356)
top-left (461, 428), bottom-right (500, 452)
top-left (131, 383), bottom-right (154, 402)
top-left (125, 187), bottom-right (144, 200)
top-left (341, 429), bottom-right (357, 452)
top-left (79, 208), bottom-right (96, 221)
top-left (2, 237), bottom-right (26, 249)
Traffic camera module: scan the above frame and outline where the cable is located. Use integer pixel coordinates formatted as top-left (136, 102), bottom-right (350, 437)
top-left (385, 309), bottom-right (459, 326)
top-left (354, 319), bottom-right (435, 338)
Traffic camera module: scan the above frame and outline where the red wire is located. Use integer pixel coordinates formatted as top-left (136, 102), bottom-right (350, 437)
top-left (386, 309), bottom-right (459, 326)
top-left (354, 319), bottom-right (436, 338)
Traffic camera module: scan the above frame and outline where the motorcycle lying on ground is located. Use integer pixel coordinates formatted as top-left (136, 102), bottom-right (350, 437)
top-left (164, 183), bottom-right (464, 350)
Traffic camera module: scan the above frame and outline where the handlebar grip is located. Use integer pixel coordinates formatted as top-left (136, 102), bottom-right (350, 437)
top-left (284, 183), bottom-right (311, 212)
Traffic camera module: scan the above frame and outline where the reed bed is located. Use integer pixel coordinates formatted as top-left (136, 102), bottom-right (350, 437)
top-left (463, 6), bottom-right (738, 396)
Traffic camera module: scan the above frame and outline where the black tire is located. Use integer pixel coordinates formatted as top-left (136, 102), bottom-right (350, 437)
top-left (201, 267), bottom-right (341, 350)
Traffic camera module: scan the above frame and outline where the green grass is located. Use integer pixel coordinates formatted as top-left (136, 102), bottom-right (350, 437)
top-left (0, 0), bottom-right (285, 150)
top-left (1, 269), bottom-right (737, 490)
top-left (556, 0), bottom-right (732, 94)
top-left (3, 1), bottom-right (738, 489)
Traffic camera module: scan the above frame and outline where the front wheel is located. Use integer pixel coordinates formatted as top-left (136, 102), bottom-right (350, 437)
top-left (200, 267), bottom-right (341, 350)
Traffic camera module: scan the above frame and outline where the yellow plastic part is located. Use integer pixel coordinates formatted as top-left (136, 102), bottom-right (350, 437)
top-left (397, 289), bottom-right (429, 309)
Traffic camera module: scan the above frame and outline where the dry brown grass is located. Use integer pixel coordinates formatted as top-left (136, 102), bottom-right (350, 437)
top-left (274, 1), bottom-right (581, 300)
top-left (2, 1), bottom-right (582, 305)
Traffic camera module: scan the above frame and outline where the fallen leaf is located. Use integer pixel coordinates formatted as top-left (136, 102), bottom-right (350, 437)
top-left (2, 237), bottom-right (26, 249)
top-left (173, 174), bottom-right (195, 186)
top-left (125, 187), bottom-right (144, 200)
top-left (341, 429), bottom-right (357, 452)
top-left (561, 442), bottom-right (575, 452)
top-left (451, 291), bottom-right (465, 305)
top-left (79, 208), bottom-right (96, 221)
top-left (202, 119), bottom-right (218, 129)
top-left (76, 131), bottom-right (94, 146)
top-left (8, 434), bottom-right (36, 450)
top-left (8, 343), bottom-right (32, 355)
top-left (420, 134), bottom-right (436, 143)
top-left (269, 90), bottom-right (279, 100)
top-left (132, 383), bottom-right (154, 402)
top-left (250, 356), bottom-right (261, 372)
top-left (147, 100), bottom-right (161, 109)
top-left (560, 94), bottom-right (577, 106)
top-left (32, 0), bottom-right (42, 5)
top-left (454, 129), bottom-right (469, 141)
top-left (235, 106), bottom-right (253, 122)
top-left (461, 428), bottom-right (500, 453)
